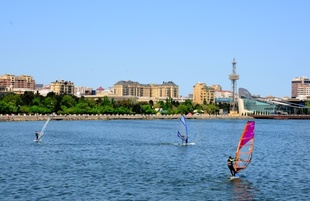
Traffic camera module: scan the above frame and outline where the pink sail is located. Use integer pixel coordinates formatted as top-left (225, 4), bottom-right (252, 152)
top-left (234, 121), bottom-right (255, 173)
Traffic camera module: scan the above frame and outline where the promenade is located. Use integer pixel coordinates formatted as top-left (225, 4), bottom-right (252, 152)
top-left (0, 113), bottom-right (253, 122)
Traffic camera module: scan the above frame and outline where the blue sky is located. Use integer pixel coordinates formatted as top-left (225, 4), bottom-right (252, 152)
top-left (1, 1), bottom-right (309, 98)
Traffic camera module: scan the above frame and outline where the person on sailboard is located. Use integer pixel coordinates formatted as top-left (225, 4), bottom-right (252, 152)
top-left (177, 131), bottom-right (188, 144)
top-left (178, 132), bottom-right (188, 144)
top-left (227, 156), bottom-right (236, 176)
top-left (35, 131), bottom-right (39, 140)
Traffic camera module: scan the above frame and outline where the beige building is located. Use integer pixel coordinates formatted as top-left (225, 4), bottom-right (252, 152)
top-left (0, 74), bottom-right (35, 90)
top-left (291, 76), bottom-right (310, 98)
top-left (50, 80), bottom-right (74, 95)
top-left (114, 80), bottom-right (179, 99)
top-left (210, 84), bottom-right (222, 92)
top-left (192, 82), bottom-right (215, 104)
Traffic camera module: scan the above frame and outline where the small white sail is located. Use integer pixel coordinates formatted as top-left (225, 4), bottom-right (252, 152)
top-left (38, 115), bottom-right (52, 140)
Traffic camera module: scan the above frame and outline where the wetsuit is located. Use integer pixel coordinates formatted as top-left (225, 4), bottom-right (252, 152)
top-left (227, 158), bottom-right (236, 176)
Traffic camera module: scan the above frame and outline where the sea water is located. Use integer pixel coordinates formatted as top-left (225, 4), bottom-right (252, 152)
top-left (0, 119), bottom-right (309, 200)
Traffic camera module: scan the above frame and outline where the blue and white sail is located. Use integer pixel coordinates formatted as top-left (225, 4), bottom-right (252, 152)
top-left (177, 115), bottom-right (188, 144)
top-left (38, 115), bottom-right (52, 140)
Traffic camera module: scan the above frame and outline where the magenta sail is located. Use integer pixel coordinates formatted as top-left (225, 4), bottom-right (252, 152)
top-left (234, 121), bottom-right (255, 173)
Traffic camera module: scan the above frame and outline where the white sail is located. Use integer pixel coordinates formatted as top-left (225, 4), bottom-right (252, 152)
top-left (38, 115), bottom-right (52, 140)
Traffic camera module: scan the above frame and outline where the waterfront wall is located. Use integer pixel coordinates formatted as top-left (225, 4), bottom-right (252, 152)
top-left (0, 114), bottom-right (253, 122)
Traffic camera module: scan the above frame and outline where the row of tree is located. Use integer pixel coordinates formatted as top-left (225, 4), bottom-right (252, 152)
top-left (0, 91), bottom-right (230, 115)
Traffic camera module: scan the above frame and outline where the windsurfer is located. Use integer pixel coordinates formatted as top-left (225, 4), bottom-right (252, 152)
top-left (35, 131), bottom-right (39, 140)
top-left (227, 156), bottom-right (236, 176)
top-left (177, 132), bottom-right (188, 144)
top-left (182, 135), bottom-right (188, 144)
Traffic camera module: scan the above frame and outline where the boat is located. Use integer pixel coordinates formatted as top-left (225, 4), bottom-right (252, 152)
top-left (177, 115), bottom-right (188, 144)
top-left (234, 121), bottom-right (255, 175)
top-left (37, 115), bottom-right (52, 141)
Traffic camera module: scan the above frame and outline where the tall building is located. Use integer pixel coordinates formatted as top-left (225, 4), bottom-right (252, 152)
top-left (228, 58), bottom-right (239, 112)
top-left (192, 82), bottom-right (215, 104)
top-left (113, 80), bottom-right (179, 98)
top-left (0, 74), bottom-right (35, 90)
top-left (291, 76), bottom-right (310, 98)
top-left (50, 80), bottom-right (74, 95)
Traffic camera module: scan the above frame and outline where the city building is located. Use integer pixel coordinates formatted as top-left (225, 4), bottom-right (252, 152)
top-left (210, 84), bottom-right (222, 92)
top-left (291, 76), bottom-right (310, 98)
top-left (35, 84), bottom-right (44, 89)
top-left (192, 82), bottom-right (215, 104)
top-left (75, 86), bottom-right (94, 96)
top-left (0, 74), bottom-right (35, 90)
top-left (238, 88), bottom-right (307, 115)
top-left (214, 90), bottom-right (233, 103)
top-left (37, 88), bottom-right (53, 96)
top-left (0, 85), bottom-right (7, 95)
top-left (113, 80), bottom-right (179, 99)
top-left (96, 86), bottom-right (105, 95)
top-left (50, 80), bottom-right (74, 95)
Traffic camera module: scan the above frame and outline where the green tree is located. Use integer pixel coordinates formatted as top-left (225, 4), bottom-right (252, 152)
top-left (32, 96), bottom-right (42, 106)
top-left (43, 96), bottom-right (57, 112)
top-left (177, 104), bottom-right (188, 114)
top-left (203, 104), bottom-right (219, 114)
top-left (2, 93), bottom-right (22, 106)
top-left (141, 104), bottom-right (156, 114)
top-left (115, 106), bottom-right (132, 114)
top-left (20, 91), bottom-right (35, 105)
top-left (132, 103), bottom-right (142, 114)
top-left (0, 101), bottom-right (18, 113)
top-left (61, 95), bottom-right (77, 108)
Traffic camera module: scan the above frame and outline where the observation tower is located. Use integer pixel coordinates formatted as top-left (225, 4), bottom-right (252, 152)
top-left (229, 58), bottom-right (239, 113)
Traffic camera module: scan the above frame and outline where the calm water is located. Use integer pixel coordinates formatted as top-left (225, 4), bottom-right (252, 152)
top-left (0, 119), bottom-right (309, 201)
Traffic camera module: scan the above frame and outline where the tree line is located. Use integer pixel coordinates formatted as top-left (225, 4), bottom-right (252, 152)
top-left (0, 91), bottom-right (229, 115)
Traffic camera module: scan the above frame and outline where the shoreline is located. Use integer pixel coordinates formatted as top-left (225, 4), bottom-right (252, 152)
top-left (0, 114), bottom-right (253, 122)
top-left (251, 114), bottom-right (310, 120)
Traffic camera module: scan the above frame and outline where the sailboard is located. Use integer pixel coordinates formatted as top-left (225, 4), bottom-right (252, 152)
top-left (233, 121), bottom-right (255, 174)
top-left (37, 115), bottom-right (52, 141)
top-left (177, 115), bottom-right (188, 144)
top-left (229, 176), bottom-right (240, 180)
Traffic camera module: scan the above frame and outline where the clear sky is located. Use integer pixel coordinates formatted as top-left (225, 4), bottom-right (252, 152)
top-left (1, 1), bottom-right (309, 98)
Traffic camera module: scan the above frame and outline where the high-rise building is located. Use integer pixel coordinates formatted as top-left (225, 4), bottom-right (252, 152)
top-left (291, 76), bottom-right (310, 98)
top-left (113, 80), bottom-right (179, 98)
top-left (0, 74), bottom-right (35, 90)
top-left (192, 82), bottom-right (215, 104)
top-left (50, 80), bottom-right (74, 95)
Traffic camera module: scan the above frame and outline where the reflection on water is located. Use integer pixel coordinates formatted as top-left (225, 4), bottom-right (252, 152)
top-left (230, 179), bottom-right (258, 201)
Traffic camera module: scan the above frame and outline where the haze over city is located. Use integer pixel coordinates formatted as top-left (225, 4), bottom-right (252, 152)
top-left (1, 1), bottom-right (309, 98)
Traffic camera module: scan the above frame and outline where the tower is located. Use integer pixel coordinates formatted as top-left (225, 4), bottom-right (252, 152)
top-left (229, 58), bottom-right (239, 113)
